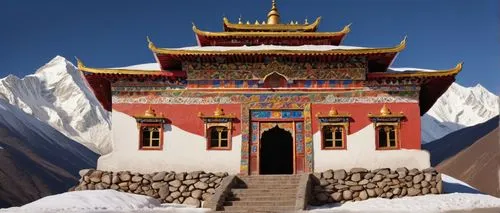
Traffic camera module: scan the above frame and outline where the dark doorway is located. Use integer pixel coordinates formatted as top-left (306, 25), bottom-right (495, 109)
top-left (260, 125), bottom-right (294, 174)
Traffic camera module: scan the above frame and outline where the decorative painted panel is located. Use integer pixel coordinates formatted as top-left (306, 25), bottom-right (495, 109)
top-left (251, 110), bottom-right (303, 119)
top-left (183, 57), bottom-right (367, 81)
top-left (303, 103), bottom-right (313, 172)
top-left (259, 122), bottom-right (294, 135)
top-left (112, 91), bottom-right (419, 105)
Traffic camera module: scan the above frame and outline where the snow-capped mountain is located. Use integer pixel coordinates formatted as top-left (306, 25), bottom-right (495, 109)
top-left (422, 83), bottom-right (499, 143)
top-left (0, 56), bottom-right (111, 154)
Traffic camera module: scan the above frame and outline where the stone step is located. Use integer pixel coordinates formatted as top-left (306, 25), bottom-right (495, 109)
top-left (219, 206), bottom-right (296, 213)
top-left (231, 188), bottom-right (298, 195)
top-left (238, 180), bottom-right (301, 185)
top-left (233, 184), bottom-right (299, 189)
top-left (238, 175), bottom-right (301, 180)
top-left (227, 195), bottom-right (296, 201)
top-left (223, 200), bottom-right (296, 207)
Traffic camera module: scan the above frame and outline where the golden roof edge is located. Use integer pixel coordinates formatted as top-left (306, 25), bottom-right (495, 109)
top-left (193, 23), bottom-right (350, 37)
top-left (222, 16), bottom-right (321, 31)
top-left (149, 36), bottom-right (407, 55)
top-left (370, 62), bottom-right (463, 78)
top-left (76, 57), bottom-right (165, 75)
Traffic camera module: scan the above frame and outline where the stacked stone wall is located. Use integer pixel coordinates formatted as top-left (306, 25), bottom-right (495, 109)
top-left (310, 167), bottom-right (442, 205)
top-left (71, 169), bottom-right (228, 207)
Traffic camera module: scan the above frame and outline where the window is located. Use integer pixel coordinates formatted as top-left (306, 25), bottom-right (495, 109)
top-left (316, 107), bottom-right (351, 150)
top-left (199, 106), bottom-right (235, 151)
top-left (322, 125), bottom-right (345, 149)
top-left (368, 104), bottom-right (404, 150)
top-left (377, 125), bottom-right (397, 149)
top-left (209, 126), bottom-right (229, 149)
top-left (139, 124), bottom-right (163, 150)
top-left (134, 106), bottom-right (167, 151)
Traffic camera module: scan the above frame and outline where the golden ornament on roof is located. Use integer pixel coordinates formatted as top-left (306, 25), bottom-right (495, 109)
top-left (267, 0), bottom-right (280, 24)
top-left (328, 108), bottom-right (339, 116)
top-left (144, 105), bottom-right (156, 117)
top-left (214, 106), bottom-right (225, 117)
top-left (380, 104), bottom-right (392, 116)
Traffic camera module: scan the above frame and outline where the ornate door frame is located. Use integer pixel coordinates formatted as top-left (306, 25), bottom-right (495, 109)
top-left (240, 102), bottom-right (313, 175)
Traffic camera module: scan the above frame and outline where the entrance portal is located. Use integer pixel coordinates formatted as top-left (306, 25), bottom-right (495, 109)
top-left (259, 125), bottom-right (294, 174)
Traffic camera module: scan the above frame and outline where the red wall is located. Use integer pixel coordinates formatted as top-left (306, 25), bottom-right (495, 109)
top-left (114, 102), bottom-right (421, 150)
top-left (113, 104), bottom-right (242, 136)
top-left (311, 103), bottom-right (421, 149)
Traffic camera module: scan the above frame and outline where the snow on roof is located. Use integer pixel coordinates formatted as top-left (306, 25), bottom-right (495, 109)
top-left (110, 63), bottom-right (160, 71)
top-left (387, 67), bottom-right (438, 73)
top-left (172, 44), bottom-right (368, 52)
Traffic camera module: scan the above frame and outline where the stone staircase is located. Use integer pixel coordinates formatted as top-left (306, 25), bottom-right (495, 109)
top-left (218, 175), bottom-right (302, 212)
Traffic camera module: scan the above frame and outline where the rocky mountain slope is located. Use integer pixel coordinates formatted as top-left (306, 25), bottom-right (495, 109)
top-left (0, 56), bottom-right (111, 154)
top-left (0, 99), bottom-right (98, 208)
top-left (423, 116), bottom-right (499, 197)
top-left (434, 126), bottom-right (499, 197)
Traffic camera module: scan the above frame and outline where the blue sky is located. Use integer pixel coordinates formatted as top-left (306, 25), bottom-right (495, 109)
top-left (1, 0), bottom-right (499, 93)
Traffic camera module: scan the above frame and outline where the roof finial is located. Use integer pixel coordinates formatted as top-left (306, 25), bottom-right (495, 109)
top-left (380, 104), bottom-right (392, 116)
top-left (144, 105), bottom-right (156, 117)
top-left (214, 105), bottom-right (225, 117)
top-left (267, 0), bottom-right (280, 25)
top-left (238, 15), bottom-right (242, 24)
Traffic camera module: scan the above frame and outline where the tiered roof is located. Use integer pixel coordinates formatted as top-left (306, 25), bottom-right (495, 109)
top-left (78, 0), bottom-right (462, 115)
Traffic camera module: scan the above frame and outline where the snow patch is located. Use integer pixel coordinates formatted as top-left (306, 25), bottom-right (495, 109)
top-left (172, 44), bottom-right (368, 51)
top-left (111, 63), bottom-right (160, 70)
top-left (310, 174), bottom-right (500, 213)
top-left (388, 67), bottom-right (438, 72)
top-left (0, 190), bottom-right (209, 213)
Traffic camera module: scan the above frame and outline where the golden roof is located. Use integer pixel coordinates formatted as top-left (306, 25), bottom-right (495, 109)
top-left (148, 36), bottom-right (407, 56)
top-left (193, 24), bottom-right (351, 38)
top-left (368, 62), bottom-right (463, 78)
top-left (76, 57), bottom-right (165, 75)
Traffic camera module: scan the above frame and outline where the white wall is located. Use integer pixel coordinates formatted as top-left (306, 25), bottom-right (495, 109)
top-left (98, 111), bottom-right (241, 174)
top-left (313, 124), bottom-right (431, 171)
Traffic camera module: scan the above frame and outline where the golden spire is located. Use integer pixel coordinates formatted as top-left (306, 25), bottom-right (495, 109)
top-left (238, 16), bottom-right (242, 24)
top-left (144, 105), bottom-right (156, 117)
top-left (328, 107), bottom-right (339, 116)
top-left (214, 106), bottom-right (225, 117)
top-left (380, 104), bottom-right (392, 116)
top-left (267, 0), bottom-right (280, 24)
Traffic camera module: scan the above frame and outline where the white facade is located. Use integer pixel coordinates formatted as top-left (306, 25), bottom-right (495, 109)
top-left (98, 111), bottom-right (430, 174)
top-left (313, 125), bottom-right (430, 172)
top-left (98, 111), bottom-right (241, 174)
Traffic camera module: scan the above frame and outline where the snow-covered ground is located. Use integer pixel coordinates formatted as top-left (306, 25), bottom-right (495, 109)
top-left (0, 190), bottom-right (210, 213)
top-left (310, 175), bottom-right (500, 213)
top-left (1, 174), bottom-right (499, 213)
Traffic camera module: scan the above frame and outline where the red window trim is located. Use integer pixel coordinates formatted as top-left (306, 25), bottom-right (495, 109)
top-left (138, 123), bottom-right (164, 151)
top-left (375, 125), bottom-right (400, 150)
top-left (320, 125), bottom-right (347, 150)
top-left (206, 126), bottom-right (232, 151)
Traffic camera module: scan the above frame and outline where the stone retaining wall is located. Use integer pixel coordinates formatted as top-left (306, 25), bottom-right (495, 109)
top-left (310, 167), bottom-right (442, 205)
top-left (71, 169), bottom-right (228, 207)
